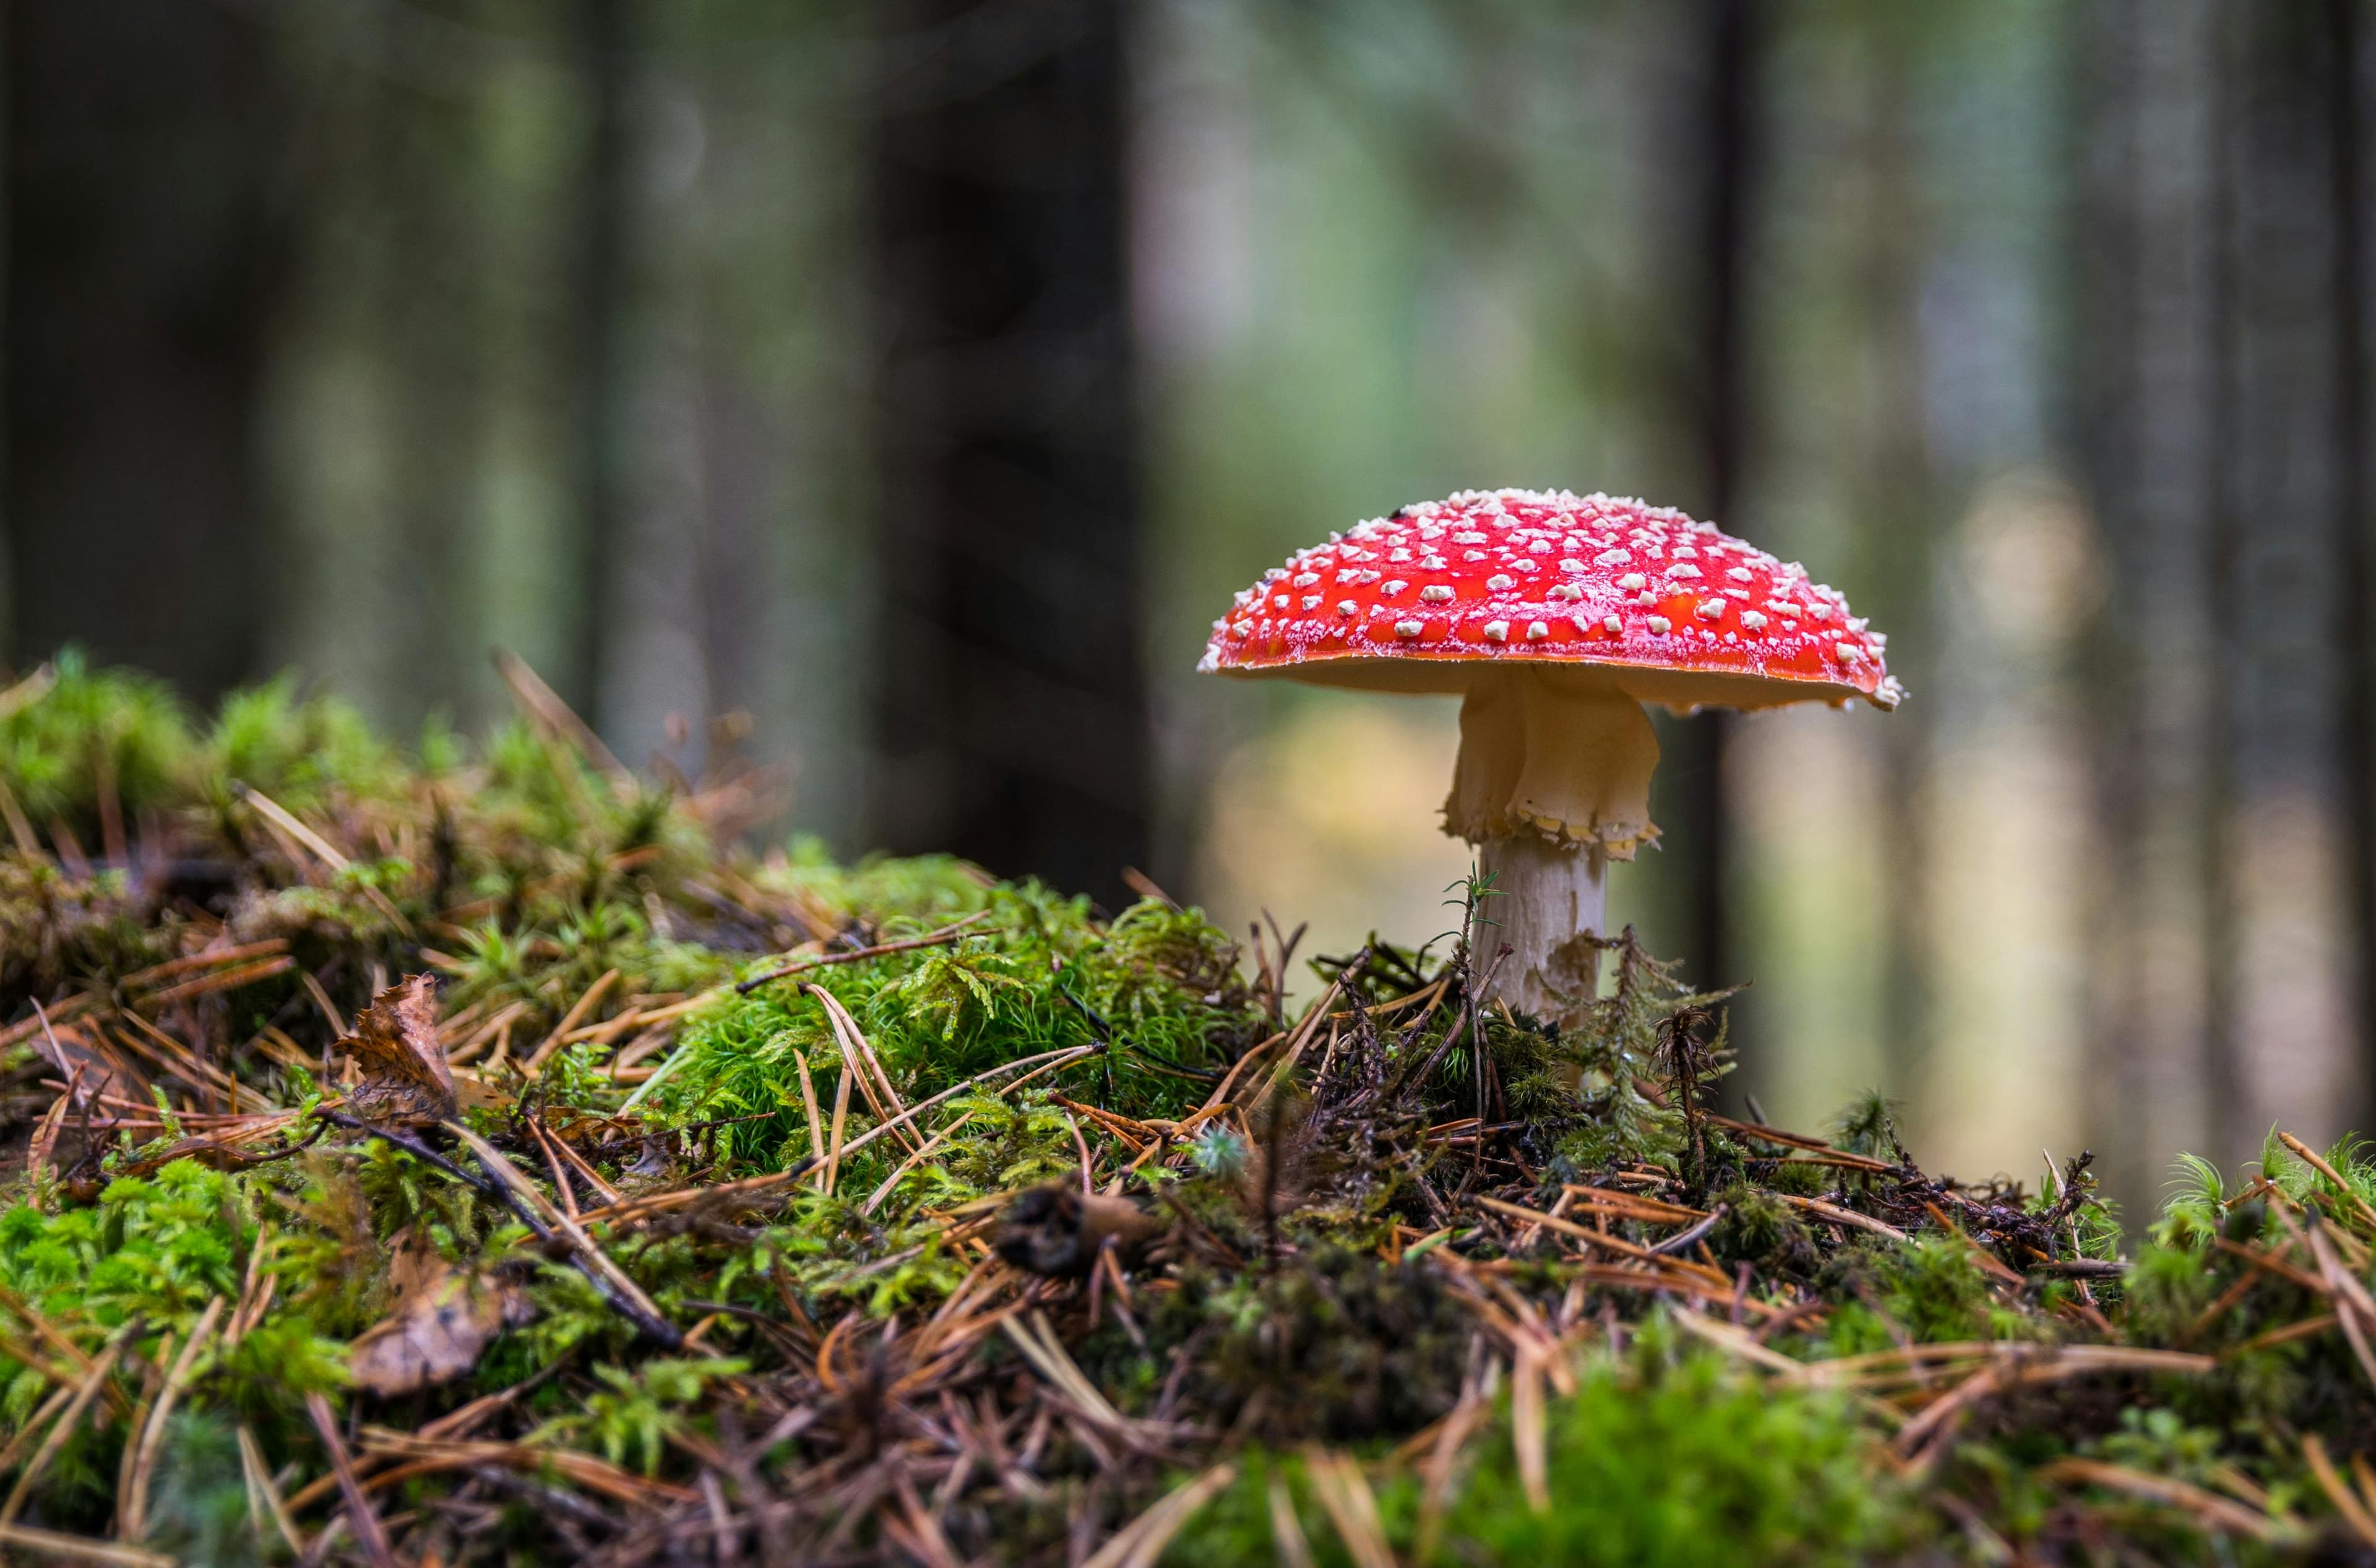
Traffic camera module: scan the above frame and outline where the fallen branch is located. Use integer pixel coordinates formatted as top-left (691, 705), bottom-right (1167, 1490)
top-left (441, 1121), bottom-right (682, 1348)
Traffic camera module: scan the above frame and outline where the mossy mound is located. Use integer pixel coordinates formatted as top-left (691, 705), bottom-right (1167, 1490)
top-left (0, 654), bottom-right (2368, 1564)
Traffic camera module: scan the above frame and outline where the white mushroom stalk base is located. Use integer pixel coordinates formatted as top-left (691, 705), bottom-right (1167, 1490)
top-left (1445, 668), bottom-right (1662, 1023)
top-left (1474, 832), bottom-right (1608, 1022)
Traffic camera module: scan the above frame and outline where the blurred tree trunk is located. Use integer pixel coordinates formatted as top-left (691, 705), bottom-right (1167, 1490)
top-left (2208, 0), bottom-right (2367, 1155)
top-left (376, 21), bottom-right (486, 733)
top-left (1667, 0), bottom-right (1762, 1008)
top-left (2, 0), bottom-right (285, 700)
top-left (573, 0), bottom-right (632, 732)
top-left (1856, 16), bottom-right (1934, 1121)
top-left (2082, 0), bottom-right (2227, 1204)
top-left (2334, 0), bottom-right (2376, 1153)
top-left (2084, 0), bottom-right (2370, 1194)
top-left (866, 0), bottom-right (1147, 907)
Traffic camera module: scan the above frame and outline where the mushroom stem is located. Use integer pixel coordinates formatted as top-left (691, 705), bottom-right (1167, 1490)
top-left (1445, 668), bottom-right (1661, 1020)
top-left (1474, 833), bottom-right (1608, 1021)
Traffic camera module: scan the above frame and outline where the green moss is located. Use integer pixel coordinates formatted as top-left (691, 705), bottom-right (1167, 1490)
top-left (205, 676), bottom-right (401, 811)
top-left (0, 855), bottom-right (166, 994)
top-left (752, 841), bottom-right (997, 927)
top-left (1441, 1354), bottom-right (1901, 1565)
top-left (1812, 1234), bottom-right (2006, 1348)
top-left (1121, 1247), bottom-right (1477, 1441)
top-left (0, 1161), bottom-right (251, 1330)
top-left (0, 648), bottom-right (193, 831)
top-left (1533, 934), bottom-right (1713, 1172)
top-left (0, 653), bottom-right (2368, 1564)
top-left (1708, 1181), bottom-right (1817, 1268)
top-left (144, 1410), bottom-right (267, 1568)
top-left (1169, 1345), bottom-right (1908, 1567)
top-left (653, 886), bottom-right (1263, 1174)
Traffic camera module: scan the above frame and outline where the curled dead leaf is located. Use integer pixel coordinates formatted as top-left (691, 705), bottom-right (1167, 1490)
top-left (348, 1231), bottom-right (530, 1398)
top-left (337, 974), bottom-right (456, 1126)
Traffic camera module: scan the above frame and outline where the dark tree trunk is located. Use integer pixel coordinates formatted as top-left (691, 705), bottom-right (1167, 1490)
top-left (572, 0), bottom-right (632, 731)
top-left (2201, 0), bottom-right (2242, 1158)
top-left (2, 0), bottom-right (285, 700)
top-left (2083, 0), bottom-right (2370, 1195)
top-left (2211, 0), bottom-right (2361, 1155)
top-left (1670, 0), bottom-right (1761, 1003)
top-left (866, 0), bottom-right (1147, 907)
top-left (1862, 37), bottom-right (1933, 1119)
top-left (2080, 0), bottom-right (2228, 1206)
top-left (2334, 0), bottom-right (2376, 1143)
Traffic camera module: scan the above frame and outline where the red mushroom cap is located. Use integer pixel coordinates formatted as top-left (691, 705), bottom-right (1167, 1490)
top-left (1198, 489), bottom-right (1901, 712)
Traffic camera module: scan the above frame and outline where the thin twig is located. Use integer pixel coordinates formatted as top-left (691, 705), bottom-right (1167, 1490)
top-left (233, 783), bottom-right (414, 937)
top-left (865, 1114), bottom-right (977, 1218)
top-left (306, 1390), bottom-right (396, 1568)
top-left (807, 984), bottom-right (922, 1154)
top-left (735, 911), bottom-right (992, 994)
top-left (441, 1121), bottom-right (682, 1347)
top-left (1648, 1204), bottom-right (1730, 1257)
top-left (124, 1295), bottom-right (226, 1541)
top-left (2280, 1132), bottom-right (2376, 1231)
top-left (524, 968), bottom-right (621, 1077)
top-left (1, 1320), bottom-right (138, 1528)
top-left (0, 1522), bottom-right (177, 1567)
top-left (239, 1424), bottom-right (306, 1557)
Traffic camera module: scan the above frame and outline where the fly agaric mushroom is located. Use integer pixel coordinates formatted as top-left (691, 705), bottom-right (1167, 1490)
top-left (1199, 488), bottom-right (1901, 1019)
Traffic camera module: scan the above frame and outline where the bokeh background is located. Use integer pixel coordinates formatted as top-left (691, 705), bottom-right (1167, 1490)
top-left (3, 0), bottom-right (2369, 1219)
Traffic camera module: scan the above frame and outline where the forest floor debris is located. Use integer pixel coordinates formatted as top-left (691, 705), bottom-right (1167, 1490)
top-left (0, 653), bottom-right (2373, 1563)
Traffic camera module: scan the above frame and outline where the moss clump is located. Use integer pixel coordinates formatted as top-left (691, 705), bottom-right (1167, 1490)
top-left (0, 655), bottom-right (2368, 1565)
top-left (1707, 1179), bottom-right (1819, 1268)
top-left (1117, 1246), bottom-right (1478, 1441)
top-left (1174, 1342), bottom-right (1905, 1567)
top-left (655, 887), bottom-right (1264, 1173)
top-left (0, 650), bottom-right (192, 832)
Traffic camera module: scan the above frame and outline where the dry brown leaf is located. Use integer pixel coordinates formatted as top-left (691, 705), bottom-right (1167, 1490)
top-left (337, 975), bottom-right (456, 1126)
top-left (347, 1231), bottom-right (527, 1398)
